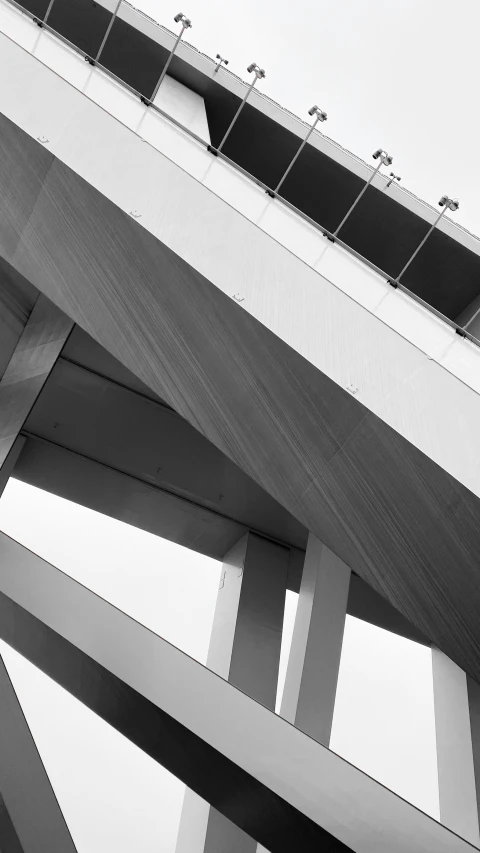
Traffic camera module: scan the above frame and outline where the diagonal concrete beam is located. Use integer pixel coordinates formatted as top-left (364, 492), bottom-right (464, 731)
top-left (0, 113), bottom-right (479, 683)
top-left (0, 793), bottom-right (24, 853)
top-left (0, 293), bottom-right (72, 470)
top-left (0, 655), bottom-right (77, 852)
top-left (0, 260), bottom-right (38, 384)
top-left (0, 530), bottom-right (475, 853)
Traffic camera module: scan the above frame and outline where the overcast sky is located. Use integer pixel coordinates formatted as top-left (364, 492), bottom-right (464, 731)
top-left (1, 0), bottom-right (470, 847)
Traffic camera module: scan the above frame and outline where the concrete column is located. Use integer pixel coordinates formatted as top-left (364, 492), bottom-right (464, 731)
top-left (280, 534), bottom-right (351, 746)
top-left (0, 529), bottom-right (475, 853)
top-left (432, 647), bottom-right (480, 846)
top-left (176, 532), bottom-right (289, 853)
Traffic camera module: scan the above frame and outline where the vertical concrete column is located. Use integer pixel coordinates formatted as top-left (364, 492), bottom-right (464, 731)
top-left (280, 533), bottom-right (351, 746)
top-left (175, 532), bottom-right (289, 853)
top-left (432, 647), bottom-right (480, 846)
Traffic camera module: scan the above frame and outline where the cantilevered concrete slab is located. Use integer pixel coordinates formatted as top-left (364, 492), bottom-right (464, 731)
top-left (0, 530), bottom-right (475, 853)
top-left (0, 112), bottom-right (479, 681)
top-left (6, 0), bottom-right (480, 323)
top-left (3, 32), bottom-right (480, 504)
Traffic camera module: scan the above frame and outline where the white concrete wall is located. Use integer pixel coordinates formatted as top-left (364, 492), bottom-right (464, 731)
top-left (152, 76), bottom-right (210, 142)
top-left (1, 9), bottom-right (480, 503)
top-left (432, 649), bottom-right (480, 847)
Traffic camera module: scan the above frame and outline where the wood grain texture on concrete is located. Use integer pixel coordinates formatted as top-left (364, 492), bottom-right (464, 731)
top-left (0, 293), bottom-right (72, 468)
top-left (1, 113), bottom-right (480, 680)
top-left (0, 260), bottom-right (37, 382)
top-left (21, 354), bottom-right (308, 552)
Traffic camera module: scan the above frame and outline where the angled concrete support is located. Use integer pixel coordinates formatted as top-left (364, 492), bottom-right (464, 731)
top-left (176, 532), bottom-right (289, 853)
top-left (0, 530), bottom-right (474, 853)
top-left (0, 794), bottom-right (24, 853)
top-left (0, 262), bottom-right (37, 384)
top-left (0, 293), bottom-right (72, 469)
top-left (432, 647), bottom-right (480, 847)
top-left (280, 534), bottom-right (351, 745)
top-left (0, 437), bottom-right (25, 500)
top-left (0, 654), bottom-right (77, 852)
top-left (3, 110), bottom-right (480, 688)
top-left (0, 294), bottom-right (73, 849)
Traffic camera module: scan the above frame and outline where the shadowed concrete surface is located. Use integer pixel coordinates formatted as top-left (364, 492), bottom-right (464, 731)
top-left (0, 295), bottom-right (72, 467)
top-left (0, 655), bottom-right (77, 853)
top-left (0, 794), bottom-right (24, 853)
top-left (6, 324), bottom-right (429, 645)
top-left (0, 114), bottom-right (479, 680)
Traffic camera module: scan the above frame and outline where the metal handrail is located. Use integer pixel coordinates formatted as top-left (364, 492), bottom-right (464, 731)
top-left (4, 0), bottom-right (480, 349)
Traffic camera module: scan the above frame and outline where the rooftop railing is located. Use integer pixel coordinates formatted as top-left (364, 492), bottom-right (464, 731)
top-left (2, 0), bottom-right (480, 350)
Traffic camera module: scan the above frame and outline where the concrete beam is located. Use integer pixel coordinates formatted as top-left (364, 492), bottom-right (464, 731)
top-left (12, 433), bottom-right (430, 645)
top-left (0, 436), bottom-right (25, 499)
top-left (176, 533), bottom-right (289, 853)
top-left (0, 794), bottom-right (24, 853)
top-left (0, 294), bottom-right (72, 469)
top-left (432, 648), bottom-right (480, 847)
top-left (1, 113), bottom-right (478, 682)
top-left (281, 535), bottom-right (350, 746)
top-left (19, 352), bottom-right (307, 554)
top-left (0, 530), bottom-right (471, 853)
top-left (0, 653), bottom-right (77, 852)
top-left (0, 260), bottom-right (37, 383)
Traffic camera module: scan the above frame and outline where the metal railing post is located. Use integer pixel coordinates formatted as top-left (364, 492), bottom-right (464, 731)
top-left (333, 148), bottom-right (392, 237)
top-left (35, 0), bottom-right (55, 26)
top-left (148, 13), bottom-right (192, 105)
top-left (272, 105), bottom-right (327, 197)
top-left (94, 0), bottom-right (122, 64)
top-left (215, 63), bottom-right (265, 154)
top-left (395, 196), bottom-right (459, 284)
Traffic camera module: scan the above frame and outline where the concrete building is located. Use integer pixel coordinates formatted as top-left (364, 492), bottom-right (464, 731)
top-left (1, 0), bottom-right (480, 850)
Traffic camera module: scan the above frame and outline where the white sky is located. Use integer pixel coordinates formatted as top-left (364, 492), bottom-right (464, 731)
top-left (0, 480), bottom-right (439, 851)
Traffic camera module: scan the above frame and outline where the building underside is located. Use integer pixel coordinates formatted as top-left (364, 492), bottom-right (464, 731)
top-left (1, 1), bottom-right (480, 851)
